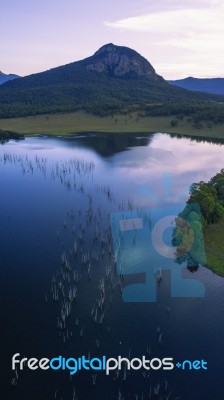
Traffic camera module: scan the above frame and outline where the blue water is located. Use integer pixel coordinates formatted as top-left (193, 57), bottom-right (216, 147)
top-left (1, 133), bottom-right (224, 400)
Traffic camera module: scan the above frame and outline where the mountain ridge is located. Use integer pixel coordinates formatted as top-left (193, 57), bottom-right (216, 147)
top-left (0, 71), bottom-right (20, 85)
top-left (169, 77), bottom-right (224, 95)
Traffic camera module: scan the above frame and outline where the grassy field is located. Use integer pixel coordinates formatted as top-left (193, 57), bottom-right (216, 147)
top-left (204, 220), bottom-right (224, 276)
top-left (0, 111), bottom-right (224, 138)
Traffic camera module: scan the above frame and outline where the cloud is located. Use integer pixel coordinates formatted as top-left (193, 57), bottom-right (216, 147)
top-left (104, 1), bottom-right (224, 78)
top-left (105, 6), bottom-right (224, 35)
top-left (137, 0), bottom-right (223, 13)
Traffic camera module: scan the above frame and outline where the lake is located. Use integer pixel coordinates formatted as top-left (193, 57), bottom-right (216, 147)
top-left (1, 132), bottom-right (224, 400)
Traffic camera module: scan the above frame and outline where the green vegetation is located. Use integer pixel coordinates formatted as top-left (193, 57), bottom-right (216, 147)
top-left (188, 175), bottom-right (224, 226)
top-left (0, 67), bottom-right (190, 118)
top-left (0, 111), bottom-right (224, 138)
top-left (174, 170), bottom-right (224, 275)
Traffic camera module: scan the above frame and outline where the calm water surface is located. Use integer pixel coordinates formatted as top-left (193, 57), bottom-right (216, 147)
top-left (1, 133), bottom-right (224, 400)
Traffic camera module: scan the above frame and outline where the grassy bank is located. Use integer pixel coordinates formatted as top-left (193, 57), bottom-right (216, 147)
top-left (0, 111), bottom-right (224, 138)
top-left (204, 219), bottom-right (224, 276)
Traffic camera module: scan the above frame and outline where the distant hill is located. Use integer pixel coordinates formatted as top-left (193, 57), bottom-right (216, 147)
top-left (0, 44), bottom-right (224, 120)
top-left (169, 77), bottom-right (224, 95)
top-left (0, 71), bottom-right (20, 85)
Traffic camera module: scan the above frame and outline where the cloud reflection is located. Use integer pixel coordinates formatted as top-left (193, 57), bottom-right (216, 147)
top-left (111, 134), bottom-right (224, 206)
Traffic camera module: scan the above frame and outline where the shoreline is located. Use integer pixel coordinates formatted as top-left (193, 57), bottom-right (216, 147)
top-left (203, 263), bottom-right (224, 278)
top-left (2, 129), bottom-right (224, 148)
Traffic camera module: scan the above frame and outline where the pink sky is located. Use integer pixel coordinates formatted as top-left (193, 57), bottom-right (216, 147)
top-left (1, 0), bottom-right (223, 79)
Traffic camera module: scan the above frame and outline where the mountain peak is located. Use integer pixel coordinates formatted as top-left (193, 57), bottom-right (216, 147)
top-left (94, 43), bottom-right (117, 56)
top-left (85, 43), bottom-right (162, 80)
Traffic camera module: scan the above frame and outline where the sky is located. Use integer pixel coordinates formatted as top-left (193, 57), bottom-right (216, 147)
top-left (1, 0), bottom-right (224, 79)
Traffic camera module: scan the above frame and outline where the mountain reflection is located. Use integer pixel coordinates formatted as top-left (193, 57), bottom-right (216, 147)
top-left (60, 132), bottom-right (152, 157)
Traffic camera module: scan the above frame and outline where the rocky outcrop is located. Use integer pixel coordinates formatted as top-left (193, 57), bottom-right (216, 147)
top-left (85, 43), bottom-right (162, 81)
